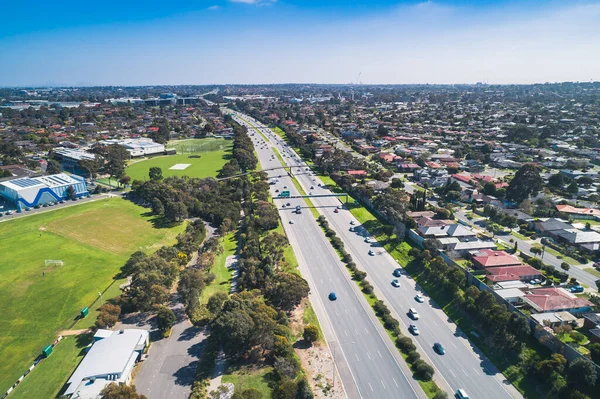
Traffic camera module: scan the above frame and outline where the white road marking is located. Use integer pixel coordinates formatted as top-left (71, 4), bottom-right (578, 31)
top-left (355, 353), bottom-right (360, 362)
top-left (381, 380), bottom-right (387, 390)
top-left (335, 310), bottom-right (339, 317)
top-left (366, 352), bottom-right (372, 360)
top-left (345, 330), bottom-right (349, 337)
top-left (472, 367), bottom-right (480, 375)
top-left (377, 350), bottom-right (382, 358)
top-left (368, 382), bottom-right (374, 392)
top-left (354, 329), bottom-right (359, 336)
top-left (345, 309), bottom-right (349, 315)
top-left (449, 369), bottom-right (457, 377)
top-left (392, 378), bottom-right (399, 388)
top-left (462, 368), bottom-right (468, 376)
top-left (364, 327), bottom-right (369, 334)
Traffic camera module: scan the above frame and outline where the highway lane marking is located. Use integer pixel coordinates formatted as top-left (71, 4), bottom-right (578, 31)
top-left (449, 370), bottom-right (457, 377)
top-left (392, 378), bottom-right (399, 388)
top-left (377, 350), bottom-right (382, 358)
top-left (472, 367), bottom-right (480, 375)
top-left (345, 309), bottom-right (349, 315)
top-left (461, 368), bottom-right (468, 376)
top-left (345, 330), bottom-right (349, 337)
top-left (364, 327), bottom-right (369, 334)
top-left (368, 382), bottom-right (373, 392)
top-left (366, 351), bottom-right (372, 360)
top-left (354, 329), bottom-right (359, 336)
top-left (381, 380), bottom-right (387, 390)
top-left (355, 307), bottom-right (359, 313)
top-left (355, 353), bottom-right (360, 362)
top-left (335, 310), bottom-right (339, 317)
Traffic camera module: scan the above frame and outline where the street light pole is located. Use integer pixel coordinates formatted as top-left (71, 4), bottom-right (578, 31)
top-left (98, 291), bottom-right (103, 306)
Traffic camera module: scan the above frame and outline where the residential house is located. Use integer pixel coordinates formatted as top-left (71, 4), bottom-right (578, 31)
top-left (486, 265), bottom-right (542, 283)
top-left (522, 288), bottom-right (593, 314)
top-left (556, 204), bottom-right (600, 221)
top-left (556, 228), bottom-right (600, 252)
top-left (471, 249), bottom-right (522, 269)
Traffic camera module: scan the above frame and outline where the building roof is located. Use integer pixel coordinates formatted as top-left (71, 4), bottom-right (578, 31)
top-left (65, 329), bottom-right (148, 396)
top-left (472, 249), bottom-right (522, 268)
top-left (583, 313), bottom-right (600, 327)
top-left (531, 311), bottom-right (578, 326)
top-left (536, 218), bottom-right (572, 232)
top-left (557, 228), bottom-right (600, 244)
top-left (523, 288), bottom-right (593, 312)
top-left (495, 288), bottom-right (527, 299)
top-left (556, 204), bottom-right (600, 217)
top-left (486, 265), bottom-right (542, 282)
top-left (415, 216), bottom-right (447, 227)
top-left (1, 173), bottom-right (82, 192)
top-left (347, 170), bottom-right (367, 176)
top-left (448, 240), bottom-right (497, 251)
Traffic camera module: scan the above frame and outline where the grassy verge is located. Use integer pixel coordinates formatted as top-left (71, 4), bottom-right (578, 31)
top-left (583, 267), bottom-right (600, 278)
top-left (201, 232), bottom-right (237, 304)
top-left (511, 231), bottom-right (530, 241)
top-left (302, 302), bottom-right (324, 342)
top-left (541, 245), bottom-right (582, 265)
top-left (222, 364), bottom-right (274, 398)
top-left (9, 334), bottom-right (93, 399)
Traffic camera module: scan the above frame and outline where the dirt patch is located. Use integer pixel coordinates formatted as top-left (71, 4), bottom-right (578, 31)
top-left (291, 303), bottom-right (346, 399)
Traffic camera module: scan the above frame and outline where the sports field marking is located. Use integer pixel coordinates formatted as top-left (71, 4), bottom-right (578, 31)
top-left (169, 163), bottom-right (191, 170)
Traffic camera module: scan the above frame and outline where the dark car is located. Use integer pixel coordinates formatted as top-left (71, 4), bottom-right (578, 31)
top-left (433, 343), bottom-right (445, 355)
top-left (393, 268), bottom-right (402, 277)
top-left (328, 292), bottom-right (337, 301)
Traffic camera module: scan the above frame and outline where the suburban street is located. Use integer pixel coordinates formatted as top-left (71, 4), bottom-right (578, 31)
top-left (235, 112), bottom-right (522, 399)
top-left (234, 113), bottom-right (425, 399)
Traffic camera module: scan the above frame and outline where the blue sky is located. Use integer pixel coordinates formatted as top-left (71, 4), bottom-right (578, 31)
top-left (1, 0), bottom-right (599, 86)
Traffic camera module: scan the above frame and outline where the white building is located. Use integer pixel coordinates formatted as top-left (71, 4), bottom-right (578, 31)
top-left (64, 329), bottom-right (149, 399)
top-left (99, 138), bottom-right (165, 157)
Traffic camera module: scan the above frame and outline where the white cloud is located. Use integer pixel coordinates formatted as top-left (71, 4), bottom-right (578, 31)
top-left (207, 5), bottom-right (220, 10)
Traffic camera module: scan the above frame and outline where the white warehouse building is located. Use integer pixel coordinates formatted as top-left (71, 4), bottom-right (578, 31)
top-left (99, 138), bottom-right (165, 157)
top-left (64, 329), bottom-right (149, 399)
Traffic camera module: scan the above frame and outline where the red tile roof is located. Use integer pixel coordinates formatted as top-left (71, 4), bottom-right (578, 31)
top-left (486, 265), bottom-right (541, 282)
top-left (472, 249), bottom-right (521, 268)
top-left (348, 170), bottom-right (367, 176)
top-left (556, 204), bottom-right (600, 217)
top-left (524, 288), bottom-right (593, 312)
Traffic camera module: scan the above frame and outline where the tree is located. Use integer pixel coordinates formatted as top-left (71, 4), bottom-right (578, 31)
top-left (164, 201), bottom-right (188, 223)
top-left (567, 181), bottom-right (579, 195)
top-left (100, 383), bottom-right (148, 399)
top-left (151, 198), bottom-right (164, 216)
top-left (390, 178), bottom-right (404, 189)
top-left (596, 279), bottom-right (600, 291)
top-left (207, 292), bottom-right (229, 314)
top-left (506, 164), bottom-right (543, 204)
top-left (567, 358), bottom-right (597, 390)
top-left (119, 175), bottom-right (131, 187)
top-left (303, 325), bottom-right (319, 343)
top-left (65, 185), bottom-right (77, 200)
top-left (588, 342), bottom-right (600, 364)
top-left (483, 182), bottom-right (497, 195)
top-left (507, 313), bottom-right (531, 342)
top-left (95, 303), bottom-right (121, 329)
top-left (265, 273), bottom-right (310, 311)
top-left (149, 166), bottom-right (163, 181)
top-left (156, 306), bottom-right (176, 333)
top-left (548, 173), bottom-right (565, 188)
top-left (561, 262), bottom-right (571, 272)
top-left (46, 159), bottom-right (62, 174)
top-left (295, 379), bottom-right (314, 399)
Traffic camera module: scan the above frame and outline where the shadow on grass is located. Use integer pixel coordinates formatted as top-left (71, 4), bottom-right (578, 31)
top-left (148, 216), bottom-right (184, 229)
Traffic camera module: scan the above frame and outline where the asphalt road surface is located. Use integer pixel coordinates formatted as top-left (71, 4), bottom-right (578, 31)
top-left (234, 113), bottom-right (425, 399)
top-left (234, 112), bottom-right (522, 399)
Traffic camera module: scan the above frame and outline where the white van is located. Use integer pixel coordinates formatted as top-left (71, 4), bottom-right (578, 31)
top-left (456, 389), bottom-right (469, 399)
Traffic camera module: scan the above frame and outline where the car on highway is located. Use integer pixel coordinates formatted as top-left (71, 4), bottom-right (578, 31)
top-left (275, 189), bottom-right (279, 193)
top-left (392, 279), bottom-right (400, 287)
top-left (368, 250), bottom-right (375, 256)
top-left (289, 220), bottom-right (295, 224)
top-left (286, 202), bottom-right (291, 206)
top-left (328, 292), bottom-right (337, 301)
top-left (349, 226), bottom-right (355, 232)
top-left (415, 294), bottom-right (424, 303)
top-left (456, 389), bottom-right (470, 399)
top-left (337, 205), bottom-right (343, 209)
top-left (433, 342), bottom-right (446, 355)
top-left (408, 324), bottom-right (419, 335)
top-left (364, 237), bottom-right (371, 243)
top-left (283, 186), bottom-right (288, 189)
top-left (350, 220), bottom-right (355, 225)
top-left (334, 208), bottom-right (339, 213)
top-left (310, 186), bottom-right (314, 189)
top-left (393, 268), bottom-right (402, 277)
top-left (408, 308), bottom-right (420, 320)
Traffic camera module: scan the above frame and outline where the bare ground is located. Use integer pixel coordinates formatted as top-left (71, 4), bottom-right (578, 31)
top-left (290, 303), bottom-right (346, 399)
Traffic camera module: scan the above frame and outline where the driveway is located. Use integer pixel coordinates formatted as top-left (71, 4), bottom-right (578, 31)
top-left (125, 297), bottom-right (207, 399)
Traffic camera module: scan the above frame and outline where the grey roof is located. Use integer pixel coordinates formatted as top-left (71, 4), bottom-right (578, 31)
top-left (557, 228), bottom-right (600, 244)
top-left (537, 218), bottom-right (572, 232)
top-left (65, 329), bottom-right (148, 396)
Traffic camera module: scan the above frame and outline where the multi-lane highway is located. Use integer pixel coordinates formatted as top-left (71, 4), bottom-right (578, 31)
top-left (232, 111), bottom-right (522, 399)
top-left (232, 113), bottom-right (425, 399)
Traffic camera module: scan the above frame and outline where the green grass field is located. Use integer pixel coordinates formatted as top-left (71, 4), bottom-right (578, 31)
top-left (0, 198), bottom-right (185, 396)
top-left (126, 138), bottom-right (232, 182)
top-left (222, 365), bottom-right (274, 399)
top-left (201, 233), bottom-right (237, 304)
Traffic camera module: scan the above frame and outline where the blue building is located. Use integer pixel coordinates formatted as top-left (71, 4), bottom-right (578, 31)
top-left (0, 173), bottom-right (88, 210)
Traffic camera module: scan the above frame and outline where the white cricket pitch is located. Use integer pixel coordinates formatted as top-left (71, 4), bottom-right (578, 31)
top-left (169, 164), bottom-right (191, 170)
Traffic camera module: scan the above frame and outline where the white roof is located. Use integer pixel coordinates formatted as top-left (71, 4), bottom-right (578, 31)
top-left (1, 173), bottom-right (80, 192)
top-left (495, 288), bottom-right (526, 299)
top-left (65, 329), bottom-right (148, 396)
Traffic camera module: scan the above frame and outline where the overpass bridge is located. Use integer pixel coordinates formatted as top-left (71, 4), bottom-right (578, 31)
top-left (216, 165), bottom-right (303, 181)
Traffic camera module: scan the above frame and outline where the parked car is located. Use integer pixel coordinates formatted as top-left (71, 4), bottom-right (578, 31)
top-left (529, 279), bottom-right (542, 285)
top-left (570, 285), bottom-right (585, 293)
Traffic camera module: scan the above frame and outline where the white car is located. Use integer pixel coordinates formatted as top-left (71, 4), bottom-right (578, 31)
top-left (415, 294), bottom-right (424, 303)
top-left (350, 220), bottom-right (355, 225)
top-left (408, 308), bottom-right (420, 320)
top-left (289, 220), bottom-right (295, 224)
top-left (409, 324), bottom-right (419, 335)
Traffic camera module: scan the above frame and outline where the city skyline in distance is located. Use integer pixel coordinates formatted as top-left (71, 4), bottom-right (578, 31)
top-left (1, 0), bottom-right (600, 86)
